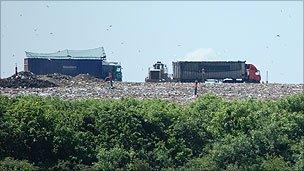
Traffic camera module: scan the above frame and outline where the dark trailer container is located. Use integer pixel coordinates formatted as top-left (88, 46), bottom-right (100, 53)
top-left (172, 61), bottom-right (260, 83)
top-left (24, 58), bottom-right (103, 78)
top-left (24, 47), bottom-right (122, 80)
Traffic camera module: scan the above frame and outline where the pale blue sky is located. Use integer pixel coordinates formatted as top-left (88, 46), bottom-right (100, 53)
top-left (1, 1), bottom-right (303, 83)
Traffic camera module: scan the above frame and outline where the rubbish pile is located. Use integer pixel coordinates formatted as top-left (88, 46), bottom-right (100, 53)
top-left (0, 71), bottom-right (58, 88)
top-left (0, 72), bottom-right (303, 103)
top-left (37, 73), bottom-right (73, 86)
top-left (73, 74), bottom-right (102, 85)
top-left (37, 73), bottom-right (103, 86)
top-left (0, 82), bottom-right (302, 103)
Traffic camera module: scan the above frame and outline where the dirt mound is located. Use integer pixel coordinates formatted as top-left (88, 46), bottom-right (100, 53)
top-left (0, 71), bottom-right (58, 88)
top-left (36, 73), bottom-right (102, 86)
top-left (74, 74), bottom-right (100, 82)
top-left (36, 73), bottom-right (101, 86)
top-left (45, 73), bottom-right (73, 80)
top-left (37, 73), bottom-right (73, 86)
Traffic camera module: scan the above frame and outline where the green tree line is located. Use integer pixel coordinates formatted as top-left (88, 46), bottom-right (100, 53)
top-left (0, 93), bottom-right (303, 170)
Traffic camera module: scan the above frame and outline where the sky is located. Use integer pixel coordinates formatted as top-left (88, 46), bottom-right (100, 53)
top-left (1, 1), bottom-right (303, 83)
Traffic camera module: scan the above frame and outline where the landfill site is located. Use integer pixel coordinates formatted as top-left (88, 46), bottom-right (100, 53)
top-left (0, 71), bottom-right (303, 104)
top-left (0, 47), bottom-right (303, 103)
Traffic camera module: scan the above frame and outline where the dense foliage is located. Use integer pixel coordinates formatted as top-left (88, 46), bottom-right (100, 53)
top-left (0, 93), bottom-right (303, 170)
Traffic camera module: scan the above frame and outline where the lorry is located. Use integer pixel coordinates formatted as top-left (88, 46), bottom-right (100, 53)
top-left (146, 60), bottom-right (261, 83)
top-left (173, 61), bottom-right (261, 83)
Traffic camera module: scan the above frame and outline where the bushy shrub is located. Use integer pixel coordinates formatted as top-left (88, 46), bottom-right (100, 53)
top-left (94, 147), bottom-right (130, 170)
top-left (0, 93), bottom-right (303, 170)
top-left (260, 156), bottom-right (293, 171)
top-left (0, 157), bottom-right (38, 171)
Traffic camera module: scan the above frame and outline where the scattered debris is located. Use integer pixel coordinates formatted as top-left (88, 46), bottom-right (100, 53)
top-left (0, 75), bottom-right (303, 104)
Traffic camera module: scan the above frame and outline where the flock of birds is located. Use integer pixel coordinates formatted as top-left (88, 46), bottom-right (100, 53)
top-left (0, 4), bottom-right (297, 81)
top-left (8, 5), bottom-right (293, 60)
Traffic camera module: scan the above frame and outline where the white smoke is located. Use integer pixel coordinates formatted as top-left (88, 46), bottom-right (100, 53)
top-left (182, 48), bottom-right (215, 61)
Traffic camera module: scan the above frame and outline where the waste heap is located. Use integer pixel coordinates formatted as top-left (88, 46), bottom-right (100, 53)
top-left (37, 73), bottom-right (73, 86)
top-left (0, 71), bottom-right (58, 88)
top-left (0, 72), bottom-right (303, 104)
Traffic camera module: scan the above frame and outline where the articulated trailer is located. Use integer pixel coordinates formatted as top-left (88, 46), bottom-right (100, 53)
top-left (172, 61), bottom-right (261, 83)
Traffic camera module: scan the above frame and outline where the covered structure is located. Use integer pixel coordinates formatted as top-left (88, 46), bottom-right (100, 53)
top-left (25, 47), bottom-right (106, 59)
top-left (24, 47), bottom-right (122, 80)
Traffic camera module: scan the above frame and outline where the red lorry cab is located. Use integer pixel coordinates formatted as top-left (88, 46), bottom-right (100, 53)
top-left (246, 64), bottom-right (261, 83)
